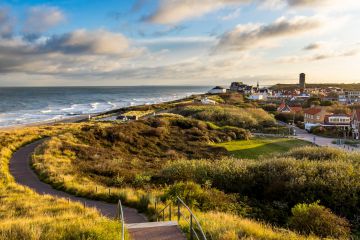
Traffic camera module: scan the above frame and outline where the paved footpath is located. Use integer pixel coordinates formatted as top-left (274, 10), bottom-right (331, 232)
top-left (285, 124), bottom-right (360, 152)
top-left (9, 139), bottom-right (186, 240)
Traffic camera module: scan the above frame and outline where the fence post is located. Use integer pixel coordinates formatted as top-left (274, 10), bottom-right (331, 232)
top-left (190, 214), bottom-right (194, 240)
top-left (169, 203), bottom-right (172, 221)
top-left (177, 199), bottom-right (180, 222)
top-left (109, 188), bottom-right (111, 195)
top-left (163, 211), bottom-right (165, 221)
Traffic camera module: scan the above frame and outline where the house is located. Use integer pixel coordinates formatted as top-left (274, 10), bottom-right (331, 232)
top-left (304, 107), bottom-right (329, 124)
top-left (208, 86), bottom-right (227, 94)
top-left (248, 93), bottom-right (267, 101)
top-left (117, 115), bottom-right (138, 121)
top-left (351, 109), bottom-right (360, 139)
top-left (339, 91), bottom-right (360, 104)
top-left (277, 102), bottom-right (303, 113)
top-left (200, 97), bottom-right (216, 105)
top-left (323, 114), bottom-right (351, 129)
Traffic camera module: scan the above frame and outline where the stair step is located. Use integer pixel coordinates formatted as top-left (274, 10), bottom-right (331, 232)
top-left (127, 221), bottom-right (178, 229)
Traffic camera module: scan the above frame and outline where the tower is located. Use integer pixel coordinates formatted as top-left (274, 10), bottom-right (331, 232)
top-left (299, 73), bottom-right (306, 90)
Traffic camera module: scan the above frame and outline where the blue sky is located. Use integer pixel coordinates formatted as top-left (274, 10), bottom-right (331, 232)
top-left (0, 0), bottom-right (359, 86)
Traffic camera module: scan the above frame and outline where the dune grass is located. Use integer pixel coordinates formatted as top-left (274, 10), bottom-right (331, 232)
top-left (30, 122), bottom-right (328, 239)
top-left (216, 137), bottom-right (311, 159)
top-left (0, 124), bottom-right (128, 240)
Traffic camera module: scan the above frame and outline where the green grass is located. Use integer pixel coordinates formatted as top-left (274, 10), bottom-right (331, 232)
top-left (216, 137), bottom-right (311, 159)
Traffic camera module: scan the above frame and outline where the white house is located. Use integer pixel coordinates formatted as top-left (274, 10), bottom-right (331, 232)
top-left (248, 93), bottom-right (267, 101)
top-left (208, 86), bottom-right (227, 94)
top-left (200, 97), bottom-right (216, 105)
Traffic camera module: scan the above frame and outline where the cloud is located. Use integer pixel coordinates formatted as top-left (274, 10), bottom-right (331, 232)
top-left (215, 16), bottom-right (323, 52)
top-left (0, 7), bottom-right (14, 38)
top-left (41, 29), bottom-right (131, 55)
top-left (141, 0), bottom-right (344, 25)
top-left (0, 29), bottom-right (141, 75)
top-left (279, 48), bottom-right (359, 63)
top-left (23, 6), bottom-right (65, 35)
top-left (144, 0), bottom-right (250, 24)
top-left (303, 42), bottom-right (323, 51)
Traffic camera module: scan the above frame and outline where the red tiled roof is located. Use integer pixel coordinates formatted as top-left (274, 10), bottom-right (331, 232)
top-left (289, 106), bottom-right (303, 113)
top-left (278, 102), bottom-right (286, 110)
top-left (304, 108), bottom-right (322, 115)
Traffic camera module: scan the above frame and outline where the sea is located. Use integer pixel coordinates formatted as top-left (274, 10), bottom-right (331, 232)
top-left (0, 86), bottom-right (210, 128)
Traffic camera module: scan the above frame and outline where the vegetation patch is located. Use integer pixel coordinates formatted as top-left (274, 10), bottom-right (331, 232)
top-left (215, 137), bottom-right (310, 159)
top-left (0, 125), bottom-right (126, 240)
top-left (172, 104), bottom-right (276, 131)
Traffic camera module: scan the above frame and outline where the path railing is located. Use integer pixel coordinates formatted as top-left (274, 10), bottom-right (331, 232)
top-left (117, 199), bottom-right (125, 240)
top-left (155, 196), bottom-right (207, 240)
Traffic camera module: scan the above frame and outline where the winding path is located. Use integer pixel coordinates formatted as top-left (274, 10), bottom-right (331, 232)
top-left (9, 139), bottom-right (186, 240)
top-left (9, 139), bottom-right (147, 223)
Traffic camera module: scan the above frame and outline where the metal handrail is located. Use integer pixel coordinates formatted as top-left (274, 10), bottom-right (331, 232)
top-left (117, 200), bottom-right (125, 240)
top-left (176, 197), bottom-right (207, 240)
top-left (155, 196), bottom-right (207, 240)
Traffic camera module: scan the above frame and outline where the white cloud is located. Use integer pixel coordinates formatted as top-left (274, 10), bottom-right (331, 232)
top-left (215, 15), bottom-right (323, 52)
top-left (23, 6), bottom-right (65, 34)
top-left (145, 0), bottom-right (250, 24)
top-left (0, 29), bottom-right (141, 75)
top-left (43, 29), bottom-right (132, 55)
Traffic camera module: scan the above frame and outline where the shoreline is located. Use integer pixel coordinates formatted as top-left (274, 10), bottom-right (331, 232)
top-left (0, 93), bottom-right (205, 131)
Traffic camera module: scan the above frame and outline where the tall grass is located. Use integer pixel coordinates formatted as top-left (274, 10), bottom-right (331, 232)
top-left (160, 150), bottom-right (360, 229)
top-left (0, 124), bottom-right (128, 240)
top-left (31, 125), bottom-right (331, 239)
top-left (172, 105), bottom-right (276, 130)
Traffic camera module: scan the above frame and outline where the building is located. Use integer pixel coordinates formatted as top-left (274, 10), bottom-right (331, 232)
top-left (351, 109), bottom-right (360, 139)
top-left (248, 93), bottom-right (267, 101)
top-left (304, 107), bottom-right (328, 124)
top-left (277, 102), bottom-right (303, 113)
top-left (339, 91), bottom-right (360, 104)
top-left (208, 86), bottom-right (227, 94)
top-left (299, 73), bottom-right (306, 90)
top-left (200, 97), bottom-right (216, 105)
top-left (323, 114), bottom-right (351, 129)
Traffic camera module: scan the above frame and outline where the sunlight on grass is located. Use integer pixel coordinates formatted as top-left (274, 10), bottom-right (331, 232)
top-left (216, 137), bottom-right (310, 159)
top-left (0, 124), bottom-right (128, 240)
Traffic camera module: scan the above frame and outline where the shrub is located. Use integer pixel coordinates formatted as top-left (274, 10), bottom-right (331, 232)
top-left (172, 105), bottom-right (276, 130)
top-left (160, 155), bottom-right (360, 226)
top-left (161, 181), bottom-right (244, 214)
top-left (137, 194), bottom-right (150, 212)
top-left (288, 202), bottom-right (350, 239)
top-left (275, 112), bottom-right (304, 124)
top-left (284, 146), bottom-right (347, 160)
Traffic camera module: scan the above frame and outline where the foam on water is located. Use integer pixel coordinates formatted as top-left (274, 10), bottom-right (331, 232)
top-left (0, 86), bottom-right (209, 127)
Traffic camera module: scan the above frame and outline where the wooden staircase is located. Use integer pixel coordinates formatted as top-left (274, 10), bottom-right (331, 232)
top-left (117, 197), bottom-right (207, 240)
top-left (127, 221), bottom-right (186, 240)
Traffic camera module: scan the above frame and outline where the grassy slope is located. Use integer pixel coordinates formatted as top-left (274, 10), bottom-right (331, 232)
top-left (31, 123), bottom-right (323, 239)
top-left (0, 124), bottom-right (126, 240)
top-left (216, 137), bottom-right (311, 159)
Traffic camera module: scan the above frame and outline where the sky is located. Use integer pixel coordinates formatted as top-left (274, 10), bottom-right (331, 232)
top-left (0, 0), bottom-right (359, 86)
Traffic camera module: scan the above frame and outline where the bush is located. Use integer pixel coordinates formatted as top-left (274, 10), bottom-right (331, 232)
top-left (288, 202), bottom-right (350, 238)
top-left (161, 181), bottom-right (244, 214)
top-left (275, 112), bottom-right (304, 124)
top-left (160, 155), bottom-right (360, 226)
top-left (284, 146), bottom-right (347, 160)
top-left (173, 105), bottom-right (276, 130)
